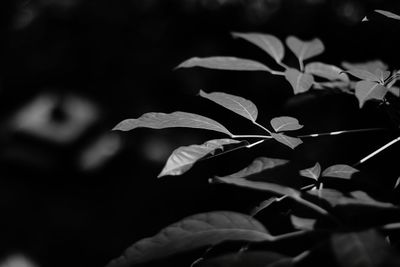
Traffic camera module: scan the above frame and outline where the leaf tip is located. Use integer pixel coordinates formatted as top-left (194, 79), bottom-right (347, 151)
top-left (362, 16), bottom-right (369, 22)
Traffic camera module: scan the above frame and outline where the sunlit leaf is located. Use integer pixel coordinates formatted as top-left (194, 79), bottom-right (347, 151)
top-left (198, 251), bottom-right (290, 267)
top-left (355, 81), bottom-right (388, 108)
top-left (341, 60), bottom-right (388, 74)
top-left (285, 36), bottom-right (324, 62)
top-left (285, 68), bottom-right (314, 94)
top-left (299, 162), bottom-right (321, 181)
top-left (321, 164), bottom-right (359, 179)
top-left (199, 90), bottom-right (258, 122)
top-left (270, 116), bottom-right (303, 132)
top-left (176, 57), bottom-right (271, 72)
top-left (388, 86), bottom-right (400, 97)
top-left (271, 133), bottom-right (303, 149)
top-left (290, 215), bottom-right (316, 230)
top-left (375, 9), bottom-right (400, 21)
top-left (106, 212), bottom-right (273, 267)
top-left (232, 32), bottom-right (285, 63)
top-left (305, 62), bottom-right (349, 82)
top-left (158, 139), bottom-right (241, 178)
top-left (344, 69), bottom-right (381, 82)
top-left (113, 112), bottom-right (233, 137)
top-left (251, 197), bottom-right (279, 216)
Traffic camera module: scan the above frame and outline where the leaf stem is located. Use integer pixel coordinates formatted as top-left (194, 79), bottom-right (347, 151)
top-left (299, 59), bottom-right (304, 72)
top-left (246, 139), bottom-right (266, 148)
top-left (298, 128), bottom-right (387, 138)
top-left (270, 70), bottom-right (286, 76)
top-left (354, 135), bottom-right (400, 166)
top-left (278, 61), bottom-right (290, 70)
top-left (253, 121), bottom-right (273, 134)
top-left (232, 134), bottom-right (272, 139)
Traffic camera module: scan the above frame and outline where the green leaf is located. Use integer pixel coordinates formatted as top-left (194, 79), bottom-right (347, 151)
top-left (299, 162), bottom-right (321, 181)
top-left (285, 68), bottom-right (314, 94)
top-left (344, 69), bottom-right (381, 82)
top-left (375, 9), bottom-right (400, 21)
top-left (305, 62), bottom-right (349, 82)
top-left (355, 81), bottom-right (388, 108)
top-left (198, 251), bottom-right (290, 267)
top-left (105, 212), bottom-right (273, 267)
top-left (158, 139), bottom-right (241, 178)
top-left (213, 157), bottom-right (299, 197)
top-left (285, 36), bottom-right (324, 62)
top-left (321, 164), bottom-right (359, 179)
top-left (232, 32), bottom-right (285, 63)
top-left (270, 116), bottom-right (303, 132)
top-left (113, 112), bottom-right (233, 137)
top-left (290, 215), bottom-right (316, 230)
top-left (199, 90), bottom-right (258, 122)
top-left (341, 60), bottom-right (388, 74)
top-left (176, 57), bottom-right (271, 72)
top-left (271, 133), bottom-right (303, 149)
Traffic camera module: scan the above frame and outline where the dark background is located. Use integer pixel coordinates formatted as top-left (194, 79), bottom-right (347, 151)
top-left (0, 0), bottom-right (400, 266)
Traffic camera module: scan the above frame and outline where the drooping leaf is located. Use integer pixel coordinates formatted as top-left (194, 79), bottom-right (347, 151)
top-left (251, 197), bottom-right (279, 216)
top-left (321, 164), bottom-right (359, 179)
top-left (232, 32), bottom-right (285, 63)
top-left (285, 36), bottom-right (324, 62)
top-left (290, 215), bottom-right (316, 230)
top-left (271, 133), bottom-right (303, 149)
top-left (375, 9), bottom-right (400, 21)
top-left (176, 57), bottom-right (271, 72)
top-left (305, 62), bottom-right (349, 82)
top-left (285, 68), bottom-right (314, 94)
top-left (106, 212), bottom-right (273, 267)
top-left (341, 60), bottom-right (388, 74)
top-left (199, 90), bottom-right (258, 122)
top-left (344, 69), bottom-right (381, 82)
top-left (355, 81), bottom-right (388, 108)
top-left (270, 116), bottom-right (303, 132)
top-left (299, 162), bottom-right (321, 181)
top-left (113, 112), bottom-right (233, 137)
top-left (349, 191), bottom-right (396, 208)
top-left (158, 139), bottom-right (241, 178)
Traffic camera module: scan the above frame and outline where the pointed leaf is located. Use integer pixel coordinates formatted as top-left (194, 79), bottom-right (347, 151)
top-left (285, 68), bottom-right (314, 94)
top-left (375, 9), bottom-right (400, 21)
top-left (341, 60), bottom-right (388, 73)
top-left (176, 57), bottom-right (271, 72)
top-left (321, 164), bottom-right (359, 179)
top-left (232, 32), bottom-right (285, 63)
top-left (251, 197), bottom-right (279, 216)
top-left (270, 116), bottom-right (303, 132)
top-left (158, 139), bottom-right (241, 177)
top-left (355, 81), bottom-right (388, 108)
top-left (290, 215), bottom-right (316, 230)
top-left (388, 86), bottom-right (400, 97)
top-left (394, 177), bottom-right (400, 189)
top-left (113, 112), bottom-right (233, 137)
top-left (305, 62), bottom-right (349, 82)
top-left (285, 36), bottom-right (324, 62)
top-left (271, 133), bottom-right (303, 149)
top-left (299, 162), bottom-right (321, 181)
top-left (344, 69), bottom-right (380, 82)
top-left (199, 90), bottom-right (258, 122)
top-left (106, 212), bottom-right (273, 267)
top-left (362, 16), bottom-right (369, 22)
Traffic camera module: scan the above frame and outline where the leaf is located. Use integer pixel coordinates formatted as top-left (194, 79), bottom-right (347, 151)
top-left (158, 139), bottom-right (241, 178)
top-left (176, 57), bottom-right (271, 72)
top-left (270, 116), bottom-right (303, 132)
top-left (375, 9), bottom-right (400, 21)
top-left (113, 112), bottom-right (233, 137)
top-left (285, 68), bottom-right (314, 94)
top-left (355, 81), bottom-right (388, 108)
top-left (198, 251), bottom-right (290, 267)
top-left (341, 60), bottom-right (388, 74)
top-left (290, 215), bottom-right (316, 230)
top-left (232, 32), bottom-right (285, 63)
top-left (105, 212), bottom-right (273, 267)
top-left (285, 36), bottom-right (324, 62)
top-left (344, 69), bottom-right (381, 82)
top-left (321, 164), bottom-right (359, 179)
top-left (199, 90), bottom-right (258, 122)
top-left (251, 197), bottom-right (279, 216)
top-left (299, 162), bottom-right (321, 181)
top-left (388, 86), bottom-right (400, 97)
top-left (395, 177), bottom-right (400, 190)
top-left (305, 62), bottom-right (349, 82)
top-left (271, 133), bottom-right (303, 149)
top-left (213, 157), bottom-right (299, 197)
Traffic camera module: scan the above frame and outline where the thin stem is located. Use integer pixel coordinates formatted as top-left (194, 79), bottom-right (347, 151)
top-left (253, 121), bottom-right (273, 134)
top-left (381, 222), bottom-right (400, 231)
top-left (232, 134), bottom-right (272, 139)
top-left (299, 59), bottom-right (304, 72)
top-left (293, 196), bottom-right (330, 216)
top-left (300, 184), bottom-right (315, 191)
top-left (270, 70), bottom-right (286, 76)
top-left (354, 135), bottom-right (400, 166)
top-left (298, 128), bottom-right (387, 138)
top-left (246, 139), bottom-right (265, 148)
top-left (278, 61), bottom-right (290, 70)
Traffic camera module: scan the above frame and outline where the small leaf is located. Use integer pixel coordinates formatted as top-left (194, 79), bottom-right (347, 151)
top-left (105, 212), bottom-right (273, 267)
top-left (394, 177), bottom-right (400, 189)
top-left (113, 112), bottom-right (233, 137)
top-left (270, 116), bottom-right (303, 132)
top-left (176, 57), bottom-right (271, 72)
top-left (285, 36), bottom-right (324, 62)
top-left (251, 197), bottom-right (278, 216)
top-left (321, 164), bottom-right (359, 179)
top-left (271, 133), bottom-right (303, 149)
top-left (290, 215), bottom-right (316, 230)
top-left (199, 90), bottom-right (258, 122)
top-left (232, 32), bottom-right (285, 63)
top-left (344, 69), bottom-right (381, 82)
top-left (299, 163), bottom-right (321, 181)
top-left (355, 81), bottom-right (388, 108)
top-left (341, 60), bottom-right (388, 74)
top-left (375, 9), bottom-right (400, 21)
top-left (305, 62), bottom-right (349, 82)
top-left (362, 16), bottom-right (369, 22)
top-left (285, 68), bottom-right (314, 94)
top-left (158, 139), bottom-right (241, 178)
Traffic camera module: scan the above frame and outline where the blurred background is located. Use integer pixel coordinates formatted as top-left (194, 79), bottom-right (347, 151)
top-left (0, 0), bottom-right (400, 266)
